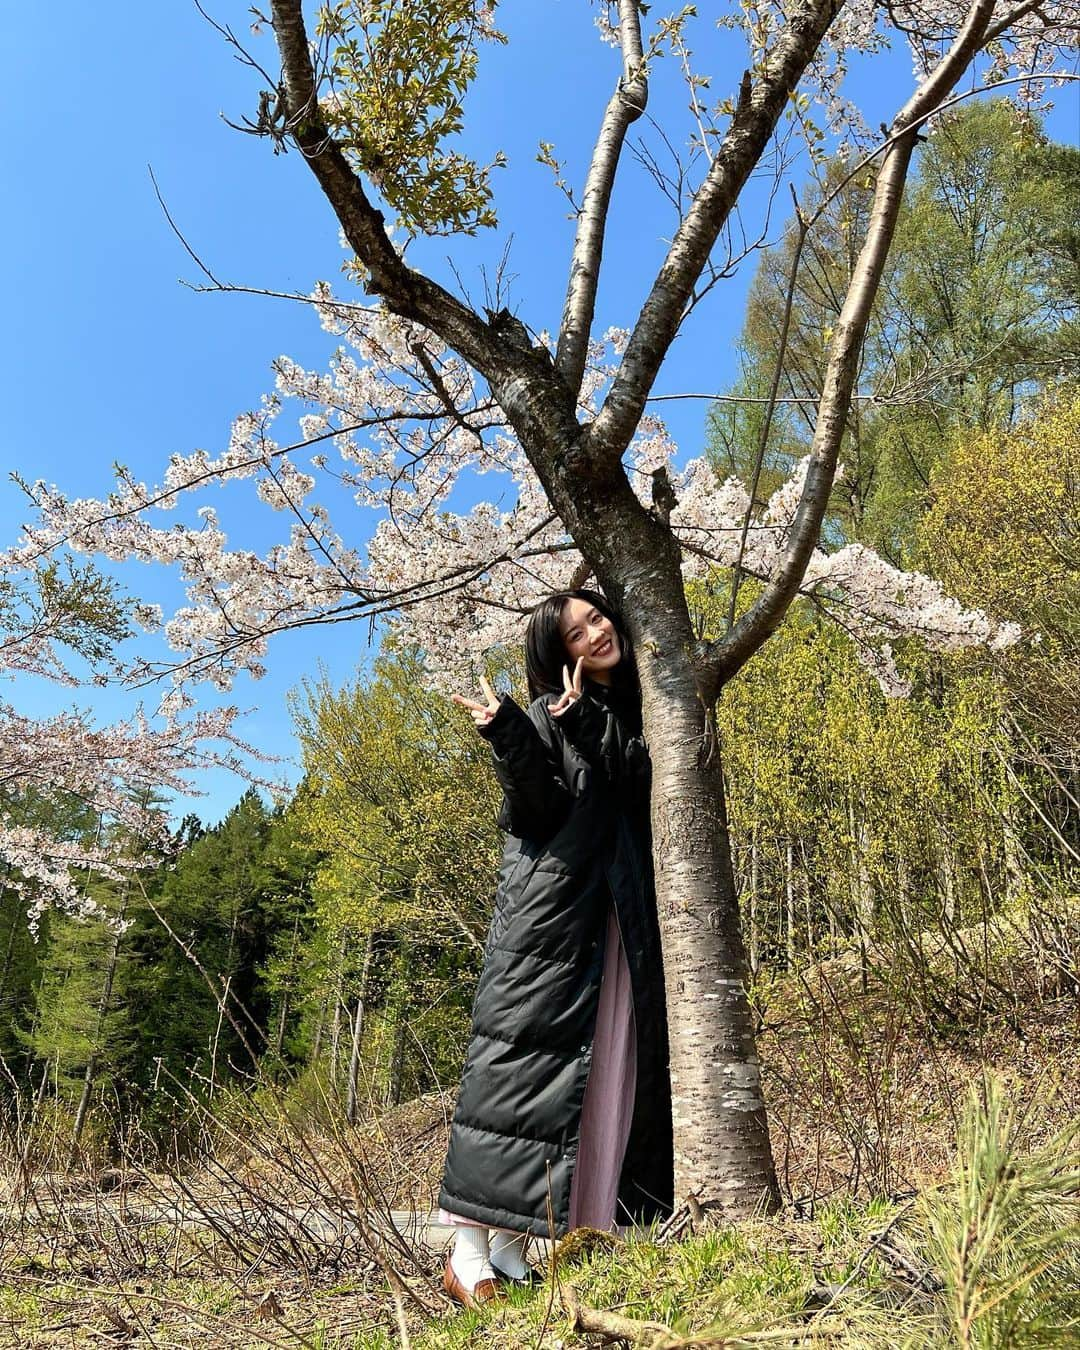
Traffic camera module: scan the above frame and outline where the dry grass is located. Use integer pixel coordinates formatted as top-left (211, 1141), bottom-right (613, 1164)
top-left (1, 908), bottom-right (1076, 1347)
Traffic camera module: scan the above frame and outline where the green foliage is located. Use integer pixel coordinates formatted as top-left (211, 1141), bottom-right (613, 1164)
top-left (0, 789), bottom-right (101, 1073)
top-left (408, 1086), bottom-right (1078, 1348)
top-left (123, 792), bottom-right (321, 1112)
top-left (920, 385), bottom-right (1080, 765)
top-left (289, 645), bottom-right (507, 1103)
top-left (316, 0), bottom-right (507, 238)
top-left (0, 556), bottom-right (131, 669)
top-left (697, 581), bottom-right (1025, 975)
top-left (0, 791), bottom-right (322, 1151)
top-left (18, 875), bottom-right (136, 1098)
top-left (709, 101), bottom-right (1080, 560)
top-left (915, 1076), bottom-right (1080, 1348)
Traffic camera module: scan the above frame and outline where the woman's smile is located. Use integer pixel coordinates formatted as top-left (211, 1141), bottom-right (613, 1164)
top-left (558, 597), bottom-right (621, 683)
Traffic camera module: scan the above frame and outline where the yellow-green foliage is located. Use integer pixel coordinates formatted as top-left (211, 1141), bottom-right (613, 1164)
top-left (291, 646), bottom-right (503, 948)
top-left (704, 591), bottom-right (1022, 966)
top-left (289, 645), bottom-right (513, 1096)
top-left (920, 385), bottom-right (1080, 760)
top-left (316, 0), bottom-right (507, 238)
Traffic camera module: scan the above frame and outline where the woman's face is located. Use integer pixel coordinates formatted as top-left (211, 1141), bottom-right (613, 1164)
top-left (557, 597), bottom-right (621, 682)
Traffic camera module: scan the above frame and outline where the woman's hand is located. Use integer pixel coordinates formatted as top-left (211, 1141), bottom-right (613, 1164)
top-left (451, 675), bottom-right (502, 730)
top-left (549, 655), bottom-right (585, 718)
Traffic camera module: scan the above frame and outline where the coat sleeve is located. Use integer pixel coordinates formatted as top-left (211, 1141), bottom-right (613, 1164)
top-left (546, 688), bottom-right (611, 765)
top-left (477, 693), bottom-right (572, 840)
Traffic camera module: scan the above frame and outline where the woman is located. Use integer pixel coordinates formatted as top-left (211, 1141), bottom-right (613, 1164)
top-left (438, 588), bottom-right (674, 1308)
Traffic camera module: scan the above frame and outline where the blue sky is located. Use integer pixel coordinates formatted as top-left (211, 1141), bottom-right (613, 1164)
top-left (2, 4), bottom-right (1076, 827)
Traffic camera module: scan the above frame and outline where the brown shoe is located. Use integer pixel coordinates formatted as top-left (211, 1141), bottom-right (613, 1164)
top-left (492, 1263), bottom-right (546, 1288)
top-left (443, 1253), bottom-right (506, 1310)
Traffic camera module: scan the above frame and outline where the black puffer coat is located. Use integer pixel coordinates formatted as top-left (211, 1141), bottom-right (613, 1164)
top-left (438, 677), bottom-right (674, 1238)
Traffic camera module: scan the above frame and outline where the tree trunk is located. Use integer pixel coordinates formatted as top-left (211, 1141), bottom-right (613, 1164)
top-left (329, 927), bottom-right (348, 1087)
top-left (800, 840), bottom-right (814, 957)
top-left (848, 791), bottom-right (874, 993)
top-left (748, 823), bottom-right (760, 979)
top-left (850, 792), bottom-right (875, 939)
top-left (70, 889), bottom-right (128, 1164)
top-left (272, 914), bottom-right (302, 1061)
top-left (940, 840), bottom-right (958, 927)
top-left (345, 929), bottom-right (373, 1125)
top-left (384, 994), bottom-right (408, 1110)
top-left (208, 975), bottom-right (229, 1099)
top-left (784, 837), bottom-right (797, 971)
top-left (0, 892), bottom-right (19, 1014)
top-left (638, 647), bottom-right (780, 1217)
top-left (1002, 805), bottom-right (1025, 907)
top-left (311, 964), bottom-right (330, 1060)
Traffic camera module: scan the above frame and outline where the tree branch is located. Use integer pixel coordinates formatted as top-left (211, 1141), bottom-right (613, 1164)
top-left (554, 0), bottom-right (648, 397)
top-left (704, 0), bottom-right (999, 691)
top-left (269, 0), bottom-right (590, 471)
top-left (585, 0), bottom-right (844, 468)
top-left (268, 1), bottom-right (507, 379)
top-left (727, 185), bottom-right (810, 631)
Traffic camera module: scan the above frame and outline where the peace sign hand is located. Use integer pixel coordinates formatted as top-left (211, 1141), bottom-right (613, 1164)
top-left (549, 656), bottom-right (585, 718)
top-left (451, 675), bottom-right (502, 731)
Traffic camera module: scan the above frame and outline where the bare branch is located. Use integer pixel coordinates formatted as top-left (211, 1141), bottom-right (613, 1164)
top-left (554, 0), bottom-right (649, 397)
top-left (268, 1), bottom-right (500, 374)
top-left (983, 0), bottom-right (1053, 46)
top-left (706, 0), bottom-right (1000, 690)
top-left (727, 186), bottom-right (810, 631)
top-left (647, 391), bottom-right (874, 405)
top-left (268, 0), bottom-right (591, 472)
top-left (586, 0), bottom-right (844, 469)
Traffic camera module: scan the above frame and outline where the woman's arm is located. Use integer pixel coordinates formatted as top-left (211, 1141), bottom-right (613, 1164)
top-left (478, 693), bottom-right (573, 841)
top-left (545, 687), bottom-right (610, 764)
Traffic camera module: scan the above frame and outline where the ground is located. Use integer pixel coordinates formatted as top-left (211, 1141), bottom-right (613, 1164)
top-left (2, 918), bottom-right (1077, 1347)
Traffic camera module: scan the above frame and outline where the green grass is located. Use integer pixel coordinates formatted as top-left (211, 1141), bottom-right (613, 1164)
top-left (413, 1077), bottom-right (1080, 1348)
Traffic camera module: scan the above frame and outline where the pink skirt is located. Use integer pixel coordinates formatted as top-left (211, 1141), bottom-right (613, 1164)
top-left (439, 901), bottom-right (638, 1234)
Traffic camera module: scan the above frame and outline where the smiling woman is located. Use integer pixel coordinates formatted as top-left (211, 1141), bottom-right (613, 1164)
top-left (556, 597), bottom-right (622, 683)
top-left (439, 587), bottom-right (672, 1306)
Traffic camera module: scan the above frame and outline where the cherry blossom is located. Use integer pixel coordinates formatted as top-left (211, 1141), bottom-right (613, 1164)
top-left (8, 311), bottom-right (1023, 709)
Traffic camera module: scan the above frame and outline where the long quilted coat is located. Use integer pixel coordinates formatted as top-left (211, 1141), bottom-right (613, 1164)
top-left (438, 676), bottom-right (674, 1238)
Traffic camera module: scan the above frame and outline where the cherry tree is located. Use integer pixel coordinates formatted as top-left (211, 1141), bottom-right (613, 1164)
top-left (11, 0), bottom-right (1075, 1214)
top-left (0, 559), bottom-right (270, 933)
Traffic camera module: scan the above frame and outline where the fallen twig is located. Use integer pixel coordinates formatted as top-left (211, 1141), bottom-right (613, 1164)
top-left (561, 1280), bottom-right (673, 1345)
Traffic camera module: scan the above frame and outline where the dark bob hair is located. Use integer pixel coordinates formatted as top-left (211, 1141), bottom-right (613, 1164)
top-left (524, 588), bottom-right (640, 704)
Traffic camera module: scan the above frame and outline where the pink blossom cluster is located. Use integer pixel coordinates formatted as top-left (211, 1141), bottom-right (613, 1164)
top-left (671, 453), bottom-right (1021, 693)
top-left (0, 543), bottom-right (282, 922)
top-left (0, 828), bottom-right (129, 935)
top-left (7, 318), bottom-right (671, 693)
top-left (0, 669), bottom-right (280, 923)
top-left (0, 690), bottom-right (273, 931)
top-left (377, 445), bottom-right (1021, 696)
top-left (10, 304), bottom-right (1022, 713)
